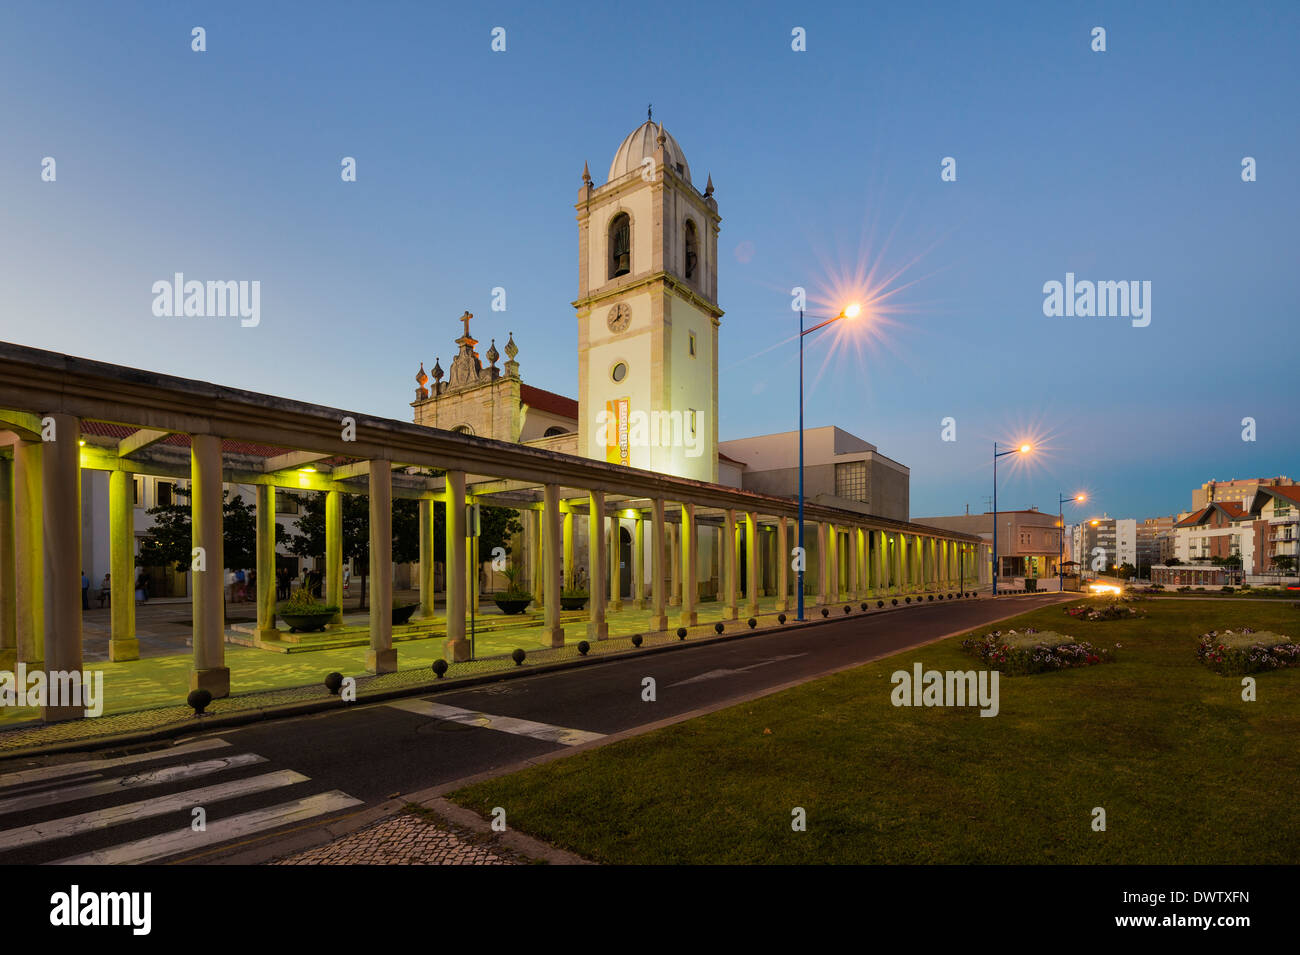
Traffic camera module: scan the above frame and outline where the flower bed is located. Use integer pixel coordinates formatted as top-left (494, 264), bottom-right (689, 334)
top-left (1196, 628), bottom-right (1300, 676)
top-left (960, 628), bottom-right (1115, 675)
top-left (1064, 601), bottom-right (1146, 621)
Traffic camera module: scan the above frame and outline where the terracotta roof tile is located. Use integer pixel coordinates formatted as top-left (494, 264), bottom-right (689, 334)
top-left (520, 384), bottom-right (579, 421)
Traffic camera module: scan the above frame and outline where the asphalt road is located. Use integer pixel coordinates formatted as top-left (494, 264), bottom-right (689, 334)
top-left (0, 593), bottom-right (1067, 865)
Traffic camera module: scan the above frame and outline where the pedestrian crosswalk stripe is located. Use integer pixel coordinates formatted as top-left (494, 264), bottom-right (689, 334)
top-left (0, 754), bottom-right (268, 816)
top-left (0, 738), bottom-right (232, 790)
top-left (0, 769), bottom-right (308, 851)
top-left (387, 699), bottom-right (605, 746)
top-left (52, 791), bottom-right (365, 865)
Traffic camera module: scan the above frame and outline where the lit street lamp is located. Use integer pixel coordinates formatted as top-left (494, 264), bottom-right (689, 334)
top-left (797, 302), bottom-right (861, 621)
top-left (991, 441), bottom-right (1031, 596)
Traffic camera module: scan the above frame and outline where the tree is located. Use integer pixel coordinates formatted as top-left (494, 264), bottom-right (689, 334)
top-left (1166, 557), bottom-right (1182, 567)
top-left (1274, 554), bottom-right (1296, 574)
top-left (284, 491), bottom-right (519, 609)
top-left (137, 488), bottom-right (284, 574)
top-left (1116, 562), bottom-right (1137, 580)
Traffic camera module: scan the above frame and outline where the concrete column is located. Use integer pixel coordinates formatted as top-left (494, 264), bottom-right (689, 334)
top-left (668, 521), bottom-right (681, 607)
top-left (0, 455), bottom-right (14, 670)
top-left (40, 414), bottom-right (82, 721)
top-left (608, 515), bottom-right (623, 613)
top-left (418, 499), bottom-right (433, 618)
top-left (467, 508), bottom-right (479, 615)
top-left (633, 513), bottom-right (645, 610)
top-left (527, 507), bottom-right (542, 611)
top-left (814, 522), bottom-right (828, 606)
top-left (325, 490), bottom-right (343, 625)
top-left (444, 470), bottom-right (468, 661)
top-left (722, 508), bottom-right (738, 620)
top-left (679, 502), bottom-right (697, 627)
top-left (650, 499), bottom-right (667, 630)
top-left (190, 433), bottom-right (228, 698)
top-left (367, 464), bottom-right (394, 673)
top-left (562, 506), bottom-right (574, 590)
top-left (745, 512), bottom-right (759, 618)
top-left (14, 439), bottom-right (43, 666)
top-left (542, 484), bottom-right (564, 647)
top-left (108, 469), bottom-right (139, 661)
top-left (588, 491), bottom-right (607, 639)
top-left (892, 535), bottom-right (901, 593)
top-left (842, 527), bottom-right (852, 600)
top-left (255, 483), bottom-right (277, 642)
top-left (775, 516), bottom-right (789, 612)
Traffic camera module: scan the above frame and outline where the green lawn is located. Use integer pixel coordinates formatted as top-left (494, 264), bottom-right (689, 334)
top-left (450, 598), bottom-right (1300, 864)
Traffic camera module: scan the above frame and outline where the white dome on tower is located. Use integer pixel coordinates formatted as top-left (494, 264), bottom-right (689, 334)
top-left (607, 120), bottom-right (692, 185)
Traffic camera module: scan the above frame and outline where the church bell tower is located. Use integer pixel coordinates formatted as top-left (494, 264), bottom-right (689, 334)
top-left (574, 114), bottom-right (722, 482)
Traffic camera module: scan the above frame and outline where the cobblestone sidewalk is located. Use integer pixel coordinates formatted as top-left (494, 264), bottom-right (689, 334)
top-left (271, 809), bottom-right (524, 865)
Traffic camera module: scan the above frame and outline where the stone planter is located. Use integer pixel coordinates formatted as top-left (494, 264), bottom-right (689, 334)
top-left (493, 594), bottom-right (533, 615)
top-left (560, 593), bottom-right (589, 611)
top-left (280, 611), bottom-right (334, 634)
top-left (393, 603), bottom-right (418, 625)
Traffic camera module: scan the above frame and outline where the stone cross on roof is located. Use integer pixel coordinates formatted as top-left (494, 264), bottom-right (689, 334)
top-left (458, 310), bottom-right (474, 342)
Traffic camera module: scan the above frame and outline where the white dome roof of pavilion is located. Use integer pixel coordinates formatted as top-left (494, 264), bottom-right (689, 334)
top-left (607, 120), bottom-right (692, 185)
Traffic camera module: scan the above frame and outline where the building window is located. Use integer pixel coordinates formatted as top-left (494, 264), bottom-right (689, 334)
top-left (452, 424), bottom-right (474, 436)
top-left (684, 219), bottom-right (698, 281)
top-left (608, 213), bottom-right (631, 279)
top-left (834, 461), bottom-right (868, 502)
top-left (276, 488), bottom-right (300, 515)
top-left (611, 362), bottom-right (628, 383)
top-left (132, 476), bottom-right (142, 506)
top-left (688, 332), bottom-right (697, 357)
top-left (156, 480), bottom-right (175, 507)
top-left (543, 426), bottom-right (568, 437)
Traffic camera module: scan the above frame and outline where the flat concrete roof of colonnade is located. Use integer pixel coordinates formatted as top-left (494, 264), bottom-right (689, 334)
top-left (0, 340), bottom-right (981, 541)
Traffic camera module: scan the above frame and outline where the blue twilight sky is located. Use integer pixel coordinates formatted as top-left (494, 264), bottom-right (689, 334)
top-left (1, 1), bottom-right (1296, 522)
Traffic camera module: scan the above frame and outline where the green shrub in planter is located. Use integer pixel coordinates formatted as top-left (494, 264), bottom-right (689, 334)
top-left (432, 659), bottom-right (448, 678)
top-left (778, 613), bottom-right (787, 624)
top-left (511, 648), bottom-right (526, 666)
top-left (187, 688), bottom-right (212, 715)
top-left (631, 634), bottom-right (643, 647)
top-left (278, 588), bottom-right (340, 633)
top-left (677, 627), bottom-right (687, 640)
top-left (843, 605), bottom-right (851, 614)
top-left (324, 672), bottom-right (344, 694)
top-left (821, 608), bottom-right (829, 617)
top-left (747, 617), bottom-right (757, 629)
top-left (714, 622), bottom-right (725, 634)
top-left (577, 640), bottom-right (590, 655)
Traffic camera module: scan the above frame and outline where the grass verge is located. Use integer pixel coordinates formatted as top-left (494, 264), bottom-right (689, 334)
top-left (450, 598), bottom-right (1300, 863)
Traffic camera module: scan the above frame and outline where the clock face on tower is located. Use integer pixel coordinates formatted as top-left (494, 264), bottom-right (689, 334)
top-left (606, 302), bottom-right (631, 333)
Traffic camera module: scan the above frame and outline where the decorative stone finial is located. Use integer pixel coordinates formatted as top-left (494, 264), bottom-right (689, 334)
top-left (705, 174), bottom-right (714, 197)
top-left (486, 338), bottom-right (500, 370)
top-left (656, 123), bottom-right (666, 147)
top-left (582, 160), bottom-right (591, 185)
top-left (431, 357), bottom-right (443, 383)
top-left (415, 362), bottom-right (429, 400)
top-left (504, 331), bottom-right (519, 378)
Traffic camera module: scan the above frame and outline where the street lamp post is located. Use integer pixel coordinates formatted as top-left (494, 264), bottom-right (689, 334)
top-left (1058, 492), bottom-right (1085, 593)
top-left (991, 441), bottom-right (1030, 597)
top-left (797, 303), bottom-right (860, 621)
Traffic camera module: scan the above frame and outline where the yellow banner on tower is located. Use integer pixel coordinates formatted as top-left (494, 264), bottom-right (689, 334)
top-left (606, 397), bottom-right (630, 466)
